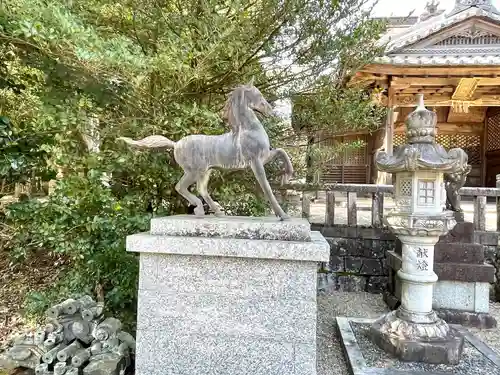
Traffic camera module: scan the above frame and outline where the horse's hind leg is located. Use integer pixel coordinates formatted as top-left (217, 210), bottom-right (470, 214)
top-left (197, 170), bottom-right (224, 216)
top-left (175, 171), bottom-right (205, 216)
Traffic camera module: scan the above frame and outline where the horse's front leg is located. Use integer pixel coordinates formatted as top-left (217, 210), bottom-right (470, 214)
top-left (251, 159), bottom-right (289, 221)
top-left (264, 148), bottom-right (294, 185)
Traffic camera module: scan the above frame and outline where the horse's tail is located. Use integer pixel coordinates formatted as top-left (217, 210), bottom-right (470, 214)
top-left (117, 135), bottom-right (176, 150)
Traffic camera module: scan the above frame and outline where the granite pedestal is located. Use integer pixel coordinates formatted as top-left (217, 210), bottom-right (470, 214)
top-left (126, 215), bottom-right (330, 375)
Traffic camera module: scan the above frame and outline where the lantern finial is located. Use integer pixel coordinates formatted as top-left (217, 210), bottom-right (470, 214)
top-left (405, 95), bottom-right (437, 144)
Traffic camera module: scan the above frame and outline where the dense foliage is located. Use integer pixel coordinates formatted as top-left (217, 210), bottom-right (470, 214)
top-left (0, 0), bottom-right (386, 325)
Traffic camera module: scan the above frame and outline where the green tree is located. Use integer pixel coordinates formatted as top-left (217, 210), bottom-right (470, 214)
top-left (0, 0), bottom-right (387, 325)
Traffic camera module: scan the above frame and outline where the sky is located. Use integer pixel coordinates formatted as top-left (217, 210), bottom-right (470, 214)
top-left (373, 0), bottom-right (500, 17)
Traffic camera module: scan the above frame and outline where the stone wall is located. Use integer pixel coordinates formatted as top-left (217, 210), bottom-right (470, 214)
top-left (313, 225), bottom-right (395, 294)
top-left (313, 223), bottom-right (500, 297)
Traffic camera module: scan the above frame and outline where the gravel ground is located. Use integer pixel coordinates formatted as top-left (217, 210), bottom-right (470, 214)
top-left (317, 292), bottom-right (500, 375)
top-left (317, 292), bottom-right (388, 375)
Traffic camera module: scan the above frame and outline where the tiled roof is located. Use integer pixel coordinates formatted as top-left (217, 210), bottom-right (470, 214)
top-left (375, 5), bottom-right (500, 66)
top-left (382, 7), bottom-right (500, 53)
top-left (376, 54), bottom-right (500, 65)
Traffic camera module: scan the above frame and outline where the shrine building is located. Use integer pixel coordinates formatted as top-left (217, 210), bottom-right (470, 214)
top-left (324, 0), bottom-right (500, 187)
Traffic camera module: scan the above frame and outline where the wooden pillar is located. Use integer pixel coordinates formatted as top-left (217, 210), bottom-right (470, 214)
top-left (384, 83), bottom-right (395, 185)
top-left (482, 110), bottom-right (488, 187)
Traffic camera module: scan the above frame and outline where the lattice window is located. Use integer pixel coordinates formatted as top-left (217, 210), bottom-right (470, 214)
top-left (393, 133), bottom-right (480, 165)
top-left (435, 30), bottom-right (500, 46)
top-left (319, 134), bottom-right (367, 166)
top-left (487, 113), bottom-right (500, 152)
top-left (437, 134), bottom-right (481, 165)
top-left (345, 143), bottom-right (367, 165)
top-left (393, 134), bottom-right (406, 147)
top-left (399, 179), bottom-right (412, 197)
top-left (418, 180), bottom-right (435, 205)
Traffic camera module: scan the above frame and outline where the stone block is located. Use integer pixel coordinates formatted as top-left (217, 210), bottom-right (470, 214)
top-left (438, 222), bottom-right (474, 243)
top-left (344, 257), bottom-right (363, 273)
top-left (370, 312), bottom-right (465, 365)
top-left (149, 215), bottom-right (311, 241)
top-left (329, 255), bottom-right (343, 272)
top-left (366, 276), bottom-right (388, 293)
top-left (359, 259), bottom-right (383, 275)
top-left (433, 281), bottom-right (490, 313)
top-left (434, 242), bottom-right (485, 264)
top-left (136, 289), bottom-right (316, 344)
top-left (475, 231), bottom-right (499, 246)
top-left (127, 231), bottom-right (328, 262)
top-left (317, 273), bottom-right (337, 295)
top-left (337, 276), bottom-right (367, 292)
top-left (435, 262), bottom-right (495, 283)
top-left (135, 330), bottom-right (298, 375)
top-left (326, 238), bottom-right (347, 257)
top-left (130, 215), bottom-right (329, 375)
top-left (435, 309), bottom-right (497, 329)
top-left (387, 250), bottom-right (492, 315)
top-left (143, 254), bottom-right (317, 300)
top-left (388, 251), bottom-right (495, 283)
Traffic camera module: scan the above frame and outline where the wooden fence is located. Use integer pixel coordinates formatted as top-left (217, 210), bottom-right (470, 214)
top-left (281, 183), bottom-right (500, 232)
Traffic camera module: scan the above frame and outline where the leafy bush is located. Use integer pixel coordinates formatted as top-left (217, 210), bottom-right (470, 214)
top-left (4, 172), bottom-right (150, 328)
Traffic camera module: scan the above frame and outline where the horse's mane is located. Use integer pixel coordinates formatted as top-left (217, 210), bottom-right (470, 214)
top-left (222, 85), bottom-right (248, 135)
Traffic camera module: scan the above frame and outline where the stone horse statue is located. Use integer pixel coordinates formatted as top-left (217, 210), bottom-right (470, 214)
top-left (118, 83), bottom-right (294, 220)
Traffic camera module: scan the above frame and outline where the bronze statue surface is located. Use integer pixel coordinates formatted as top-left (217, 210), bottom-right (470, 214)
top-left (119, 83), bottom-right (293, 220)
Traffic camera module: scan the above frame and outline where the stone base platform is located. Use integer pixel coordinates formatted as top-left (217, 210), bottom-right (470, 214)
top-left (370, 310), bottom-right (464, 365)
top-left (127, 215), bottom-right (330, 375)
top-left (337, 317), bottom-right (500, 375)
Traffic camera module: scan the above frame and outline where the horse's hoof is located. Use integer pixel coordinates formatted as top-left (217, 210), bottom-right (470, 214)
top-left (214, 211), bottom-right (226, 217)
top-left (279, 215), bottom-right (291, 221)
top-left (194, 206), bottom-right (205, 216)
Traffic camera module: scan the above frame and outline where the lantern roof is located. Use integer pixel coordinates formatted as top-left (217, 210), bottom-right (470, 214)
top-left (375, 95), bottom-right (471, 173)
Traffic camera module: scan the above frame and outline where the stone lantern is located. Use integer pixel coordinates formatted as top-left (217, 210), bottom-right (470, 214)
top-left (370, 94), bottom-right (470, 364)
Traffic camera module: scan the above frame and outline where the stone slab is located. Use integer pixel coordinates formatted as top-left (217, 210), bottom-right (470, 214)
top-left (128, 230), bottom-right (330, 262)
top-left (337, 317), bottom-right (500, 375)
top-left (136, 288), bottom-right (316, 344)
top-left (388, 260), bottom-right (491, 314)
top-left (383, 290), bottom-right (497, 328)
top-left (435, 262), bottom-right (495, 283)
top-left (150, 215), bottom-right (311, 241)
top-left (139, 253), bottom-right (317, 300)
top-left (433, 281), bottom-right (490, 313)
top-left (135, 330), bottom-right (312, 375)
top-left (434, 243), bottom-right (485, 264)
top-left (435, 309), bottom-right (497, 329)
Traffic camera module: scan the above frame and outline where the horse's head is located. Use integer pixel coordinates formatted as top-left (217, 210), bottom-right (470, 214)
top-left (223, 84), bottom-right (273, 124)
top-left (243, 84), bottom-right (273, 118)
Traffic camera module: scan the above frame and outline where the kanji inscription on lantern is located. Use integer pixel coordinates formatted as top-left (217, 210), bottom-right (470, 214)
top-left (415, 247), bottom-right (429, 271)
top-left (416, 247), bottom-right (429, 258)
top-left (416, 259), bottom-right (429, 271)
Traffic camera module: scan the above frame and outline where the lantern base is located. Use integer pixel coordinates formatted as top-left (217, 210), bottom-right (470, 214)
top-left (370, 310), bottom-right (465, 365)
